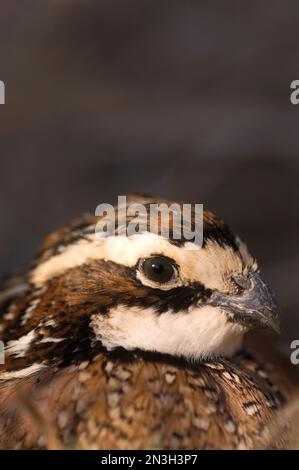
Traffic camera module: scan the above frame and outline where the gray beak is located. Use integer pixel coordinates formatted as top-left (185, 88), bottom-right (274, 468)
top-left (208, 272), bottom-right (281, 333)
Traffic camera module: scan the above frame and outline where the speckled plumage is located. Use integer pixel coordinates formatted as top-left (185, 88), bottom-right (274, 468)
top-left (0, 345), bottom-right (289, 449)
top-left (0, 195), bottom-right (298, 449)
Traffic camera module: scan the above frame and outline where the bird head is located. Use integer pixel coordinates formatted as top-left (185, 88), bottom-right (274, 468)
top-left (3, 195), bottom-right (280, 376)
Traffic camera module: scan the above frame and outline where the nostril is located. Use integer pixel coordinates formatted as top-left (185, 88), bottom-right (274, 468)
top-left (231, 273), bottom-right (251, 291)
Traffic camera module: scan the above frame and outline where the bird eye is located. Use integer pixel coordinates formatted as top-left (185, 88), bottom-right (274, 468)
top-left (140, 256), bottom-right (177, 285)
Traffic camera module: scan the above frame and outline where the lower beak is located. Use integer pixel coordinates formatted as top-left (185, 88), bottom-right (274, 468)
top-left (208, 272), bottom-right (281, 333)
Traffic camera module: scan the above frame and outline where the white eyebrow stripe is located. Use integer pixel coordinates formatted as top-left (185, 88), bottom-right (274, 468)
top-left (30, 233), bottom-right (178, 287)
top-left (30, 232), bottom-right (244, 292)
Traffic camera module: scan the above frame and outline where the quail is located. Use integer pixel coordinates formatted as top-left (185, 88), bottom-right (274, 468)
top-left (0, 194), bottom-right (298, 450)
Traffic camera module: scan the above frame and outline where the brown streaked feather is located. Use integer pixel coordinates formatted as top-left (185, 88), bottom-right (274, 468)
top-left (34, 194), bottom-right (239, 265)
top-left (0, 350), bottom-right (288, 450)
top-left (1, 196), bottom-right (298, 449)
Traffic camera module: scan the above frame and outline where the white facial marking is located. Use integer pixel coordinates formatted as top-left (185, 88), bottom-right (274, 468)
top-left (91, 305), bottom-right (245, 360)
top-left (31, 232), bottom-right (246, 291)
top-left (29, 230), bottom-right (252, 360)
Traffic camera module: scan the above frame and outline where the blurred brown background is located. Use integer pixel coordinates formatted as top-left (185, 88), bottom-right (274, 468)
top-left (0, 1), bottom-right (298, 343)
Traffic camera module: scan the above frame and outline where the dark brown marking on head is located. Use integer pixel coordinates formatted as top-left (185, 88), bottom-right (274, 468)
top-left (34, 197), bottom-right (238, 264)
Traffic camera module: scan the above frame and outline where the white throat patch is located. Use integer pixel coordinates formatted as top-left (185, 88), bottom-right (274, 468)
top-left (91, 305), bottom-right (245, 360)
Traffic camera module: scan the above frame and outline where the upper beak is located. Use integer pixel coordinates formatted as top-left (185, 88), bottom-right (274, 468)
top-left (208, 271), bottom-right (281, 333)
